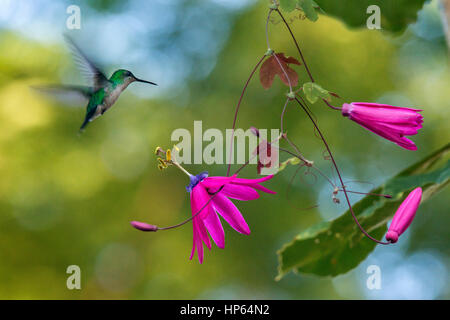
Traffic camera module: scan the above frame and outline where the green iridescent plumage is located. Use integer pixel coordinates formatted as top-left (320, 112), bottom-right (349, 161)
top-left (34, 35), bottom-right (157, 132)
top-left (80, 88), bottom-right (105, 130)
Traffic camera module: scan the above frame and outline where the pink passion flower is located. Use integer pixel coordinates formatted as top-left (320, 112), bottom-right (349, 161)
top-left (186, 172), bottom-right (275, 263)
top-left (386, 187), bottom-right (422, 243)
top-left (342, 102), bottom-right (423, 150)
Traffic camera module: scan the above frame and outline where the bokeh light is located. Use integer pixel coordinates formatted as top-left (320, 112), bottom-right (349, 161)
top-left (0, 0), bottom-right (448, 299)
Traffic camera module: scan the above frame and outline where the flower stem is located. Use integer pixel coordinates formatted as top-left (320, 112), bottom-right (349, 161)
top-left (280, 98), bottom-right (311, 164)
top-left (322, 99), bottom-right (342, 111)
top-left (275, 9), bottom-right (343, 111)
top-left (339, 189), bottom-right (392, 199)
top-left (294, 96), bottom-right (390, 245)
top-left (157, 186), bottom-right (224, 231)
top-left (266, 9), bottom-right (273, 50)
top-left (265, 12), bottom-right (293, 93)
top-left (275, 9), bottom-right (314, 82)
top-left (226, 55), bottom-right (266, 176)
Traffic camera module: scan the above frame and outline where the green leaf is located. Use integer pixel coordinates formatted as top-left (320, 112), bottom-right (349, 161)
top-left (298, 0), bottom-right (319, 22)
top-left (311, 0), bottom-right (325, 14)
top-left (279, 0), bottom-right (297, 12)
top-left (276, 144), bottom-right (450, 279)
top-left (314, 0), bottom-right (427, 33)
top-left (277, 156), bottom-right (301, 173)
top-left (302, 82), bottom-right (330, 104)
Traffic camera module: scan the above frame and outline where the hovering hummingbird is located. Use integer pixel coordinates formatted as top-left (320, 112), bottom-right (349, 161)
top-left (35, 35), bottom-right (157, 131)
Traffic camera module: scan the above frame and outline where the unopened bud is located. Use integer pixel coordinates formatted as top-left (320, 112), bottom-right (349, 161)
top-left (250, 126), bottom-right (260, 137)
top-left (130, 221), bottom-right (158, 232)
top-left (385, 187), bottom-right (422, 243)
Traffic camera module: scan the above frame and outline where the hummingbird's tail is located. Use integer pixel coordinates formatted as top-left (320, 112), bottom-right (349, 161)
top-left (79, 105), bottom-right (97, 133)
top-left (79, 117), bottom-right (90, 132)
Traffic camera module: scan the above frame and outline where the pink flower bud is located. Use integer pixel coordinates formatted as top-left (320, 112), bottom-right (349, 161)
top-left (130, 221), bottom-right (158, 232)
top-left (342, 102), bottom-right (423, 150)
top-left (250, 126), bottom-right (260, 137)
top-left (386, 187), bottom-right (422, 243)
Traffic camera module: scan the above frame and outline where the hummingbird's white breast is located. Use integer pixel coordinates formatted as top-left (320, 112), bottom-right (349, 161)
top-left (93, 78), bottom-right (134, 119)
top-left (103, 82), bottom-right (130, 109)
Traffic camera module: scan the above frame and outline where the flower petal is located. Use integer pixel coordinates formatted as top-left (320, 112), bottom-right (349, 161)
top-left (189, 235), bottom-right (195, 260)
top-left (201, 176), bottom-right (235, 189)
top-left (232, 175), bottom-right (274, 185)
top-left (196, 217), bottom-right (211, 250)
top-left (244, 183), bottom-right (277, 194)
top-left (189, 222), bottom-right (204, 263)
top-left (395, 137), bottom-right (417, 151)
top-left (375, 122), bottom-right (422, 136)
top-left (349, 114), bottom-right (417, 150)
top-left (222, 183), bottom-right (260, 201)
top-left (212, 193), bottom-right (250, 235)
top-left (232, 175), bottom-right (276, 194)
top-left (190, 184), bottom-right (213, 263)
top-left (342, 102), bottom-right (423, 151)
top-left (351, 102), bottom-right (423, 113)
top-left (203, 206), bottom-right (225, 249)
top-left (196, 233), bottom-right (204, 263)
top-left (191, 183), bottom-right (212, 220)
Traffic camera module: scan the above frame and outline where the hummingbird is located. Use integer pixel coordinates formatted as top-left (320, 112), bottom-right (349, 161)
top-left (34, 35), bottom-right (157, 131)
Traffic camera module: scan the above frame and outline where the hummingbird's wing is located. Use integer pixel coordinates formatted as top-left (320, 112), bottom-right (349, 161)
top-left (64, 35), bottom-right (109, 90)
top-left (31, 84), bottom-right (94, 106)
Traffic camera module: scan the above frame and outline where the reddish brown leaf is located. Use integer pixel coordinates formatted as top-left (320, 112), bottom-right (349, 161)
top-left (259, 53), bottom-right (301, 90)
top-left (259, 57), bottom-right (277, 89)
top-left (254, 139), bottom-right (279, 174)
top-left (278, 53), bottom-right (301, 66)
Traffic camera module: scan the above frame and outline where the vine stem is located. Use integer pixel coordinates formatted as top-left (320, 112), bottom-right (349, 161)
top-left (266, 9), bottom-right (293, 93)
top-left (155, 79), bottom-right (286, 233)
top-left (155, 126), bottom-right (284, 231)
top-left (226, 55), bottom-right (266, 176)
top-left (148, 7), bottom-right (387, 239)
top-left (295, 96), bottom-right (390, 245)
top-left (323, 99), bottom-right (342, 110)
top-left (340, 189), bottom-right (392, 199)
top-left (269, 6), bottom-right (389, 244)
top-left (280, 98), bottom-right (310, 164)
top-left (272, 51), bottom-right (293, 92)
top-left (266, 9), bottom-right (273, 49)
top-left (275, 9), bottom-right (314, 82)
top-left (275, 9), bottom-right (341, 112)
top-left (150, 137), bottom-right (390, 233)
top-left (157, 186), bottom-right (224, 231)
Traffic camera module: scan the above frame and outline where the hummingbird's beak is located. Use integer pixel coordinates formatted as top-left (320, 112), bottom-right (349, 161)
top-left (134, 77), bottom-right (157, 86)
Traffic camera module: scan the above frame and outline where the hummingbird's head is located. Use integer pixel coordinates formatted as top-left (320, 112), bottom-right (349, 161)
top-left (111, 69), bottom-right (157, 86)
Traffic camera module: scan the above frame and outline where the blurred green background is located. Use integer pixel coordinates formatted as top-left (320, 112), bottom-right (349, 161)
top-left (0, 0), bottom-right (448, 299)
